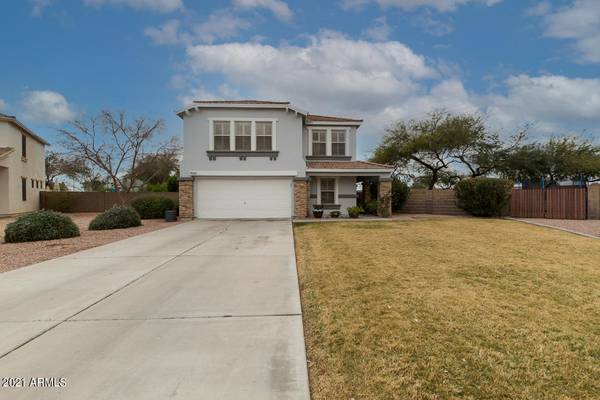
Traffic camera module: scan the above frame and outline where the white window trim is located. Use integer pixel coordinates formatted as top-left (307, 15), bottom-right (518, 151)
top-left (308, 127), bottom-right (348, 157)
top-left (316, 177), bottom-right (338, 204)
top-left (208, 118), bottom-right (277, 151)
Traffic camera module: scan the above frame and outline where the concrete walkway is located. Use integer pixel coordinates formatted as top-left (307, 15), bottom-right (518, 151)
top-left (0, 220), bottom-right (309, 400)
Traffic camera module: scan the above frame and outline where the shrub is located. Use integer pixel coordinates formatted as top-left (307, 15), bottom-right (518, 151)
top-left (89, 206), bottom-right (141, 230)
top-left (44, 192), bottom-right (76, 212)
top-left (455, 177), bottom-right (513, 217)
top-left (130, 196), bottom-right (176, 219)
top-left (167, 175), bottom-right (179, 192)
top-left (4, 210), bottom-right (80, 243)
top-left (363, 200), bottom-right (378, 215)
top-left (392, 178), bottom-right (410, 212)
top-left (329, 210), bottom-right (341, 218)
top-left (146, 182), bottom-right (168, 192)
top-left (347, 206), bottom-right (363, 218)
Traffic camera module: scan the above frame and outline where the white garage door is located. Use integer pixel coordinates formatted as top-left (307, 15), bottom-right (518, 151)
top-left (195, 177), bottom-right (293, 219)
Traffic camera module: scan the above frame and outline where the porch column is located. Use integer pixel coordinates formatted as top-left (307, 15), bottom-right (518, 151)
top-left (378, 178), bottom-right (392, 217)
top-left (178, 177), bottom-right (194, 220)
top-left (293, 177), bottom-right (310, 218)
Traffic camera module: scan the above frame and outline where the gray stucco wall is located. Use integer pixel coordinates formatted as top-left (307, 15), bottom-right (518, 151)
top-left (181, 108), bottom-right (306, 177)
top-left (309, 176), bottom-right (357, 216)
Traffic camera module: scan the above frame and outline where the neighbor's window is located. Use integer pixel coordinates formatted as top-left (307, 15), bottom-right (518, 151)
top-left (312, 129), bottom-right (327, 156)
top-left (213, 121), bottom-right (230, 151)
top-left (320, 178), bottom-right (335, 204)
top-left (235, 121), bottom-right (251, 151)
top-left (332, 129), bottom-right (346, 156)
top-left (256, 121), bottom-right (272, 151)
top-left (21, 134), bottom-right (27, 158)
top-left (21, 177), bottom-right (27, 201)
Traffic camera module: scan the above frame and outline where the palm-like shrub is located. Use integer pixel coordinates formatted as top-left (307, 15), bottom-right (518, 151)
top-left (130, 196), bottom-right (176, 219)
top-left (4, 210), bottom-right (80, 243)
top-left (89, 206), bottom-right (141, 230)
top-left (455, 177), bottom-right (513, 217)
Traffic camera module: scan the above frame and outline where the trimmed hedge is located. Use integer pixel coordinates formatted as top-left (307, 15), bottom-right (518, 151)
top-left (130, 196), bottom-right (176, 219)
top-left (455, 177), bottom-right (513, 217)
top-left (4, 210), bottom-right (80, 243)
top-left (89, 206), bottom-right (141, 230)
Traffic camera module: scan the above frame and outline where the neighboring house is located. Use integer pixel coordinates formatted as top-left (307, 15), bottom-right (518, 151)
top-left (177, 100), bottom-right (393, 219)
top-left (0, 113), bottom-right (48, 216)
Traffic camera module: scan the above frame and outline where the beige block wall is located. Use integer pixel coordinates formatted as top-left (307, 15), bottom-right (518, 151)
top-left (401, 189), bottom-right (467, 216)
top-left (0, 122), bottom-right (46, 216)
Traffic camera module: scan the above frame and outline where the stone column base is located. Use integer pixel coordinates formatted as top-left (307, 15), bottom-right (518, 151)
top-left (178, 177), bottom-right (194, 219)
top-left (378, 179), bottom-right (392, 217)
top-left (293, 178), bottom-right (310, 218)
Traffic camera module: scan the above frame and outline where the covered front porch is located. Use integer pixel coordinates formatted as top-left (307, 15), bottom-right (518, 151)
top-left (304, 161), bottom-right (394, 218)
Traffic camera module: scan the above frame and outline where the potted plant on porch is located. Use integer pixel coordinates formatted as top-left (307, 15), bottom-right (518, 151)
top-left (312, 205), bottom-right (324, 218)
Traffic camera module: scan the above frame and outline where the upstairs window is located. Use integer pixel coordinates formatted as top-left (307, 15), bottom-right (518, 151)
top-left (21, 177), bottom-right (27, 201)
top-left (312, 129), bottom-right (327, 156)
top-left (320, 178), bottom-right (335, 204)
top-left (213, 121), bottom-right (230, 151)
top-left (331, 129), bottom-right (346, 156)
top-left (21, 134), bottom-right (27, 158)
top-left (235, 121), bottom-right (251, 151)
top-left (256, 122), bottom-right (273, 151)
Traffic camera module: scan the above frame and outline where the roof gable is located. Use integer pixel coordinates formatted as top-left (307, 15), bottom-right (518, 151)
top-left (0, 114), bottom-right (49, 145)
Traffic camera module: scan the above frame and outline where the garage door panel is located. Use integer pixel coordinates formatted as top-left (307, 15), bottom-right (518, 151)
top-left (195, 178), bottom-right (292, 219)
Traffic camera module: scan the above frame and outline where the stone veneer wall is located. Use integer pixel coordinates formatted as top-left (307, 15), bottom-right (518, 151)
top-left (377, 179), bottom-right (392, 217)
top-left (293, 179), bottom-right (310, 218)
top-left (178, 177), bottom-right (194, 219)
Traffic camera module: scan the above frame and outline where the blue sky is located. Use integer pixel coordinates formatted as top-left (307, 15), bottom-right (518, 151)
top-left (1, 0), bottom-right (599, 158)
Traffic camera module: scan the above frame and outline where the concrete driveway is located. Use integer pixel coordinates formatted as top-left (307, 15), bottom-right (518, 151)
top-left (0, 220), bottom-right (309, 400)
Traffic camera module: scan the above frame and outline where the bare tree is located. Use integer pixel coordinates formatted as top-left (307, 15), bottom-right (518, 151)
top-left (58, 111), bottom-right (165, 197)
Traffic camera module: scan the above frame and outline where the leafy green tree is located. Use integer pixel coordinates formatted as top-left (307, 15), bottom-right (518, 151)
top-left (371, 111), bottom-right (523, 189)
top-left (500, 137), bottom-right (600, 186)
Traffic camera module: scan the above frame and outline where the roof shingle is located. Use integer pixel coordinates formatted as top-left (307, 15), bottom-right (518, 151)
top-left (306, 114), bottom-right (363, 123)
top-left (193, 100), bottom-right (290, 105)
top-left (306, 160), bottom-right (393, 170)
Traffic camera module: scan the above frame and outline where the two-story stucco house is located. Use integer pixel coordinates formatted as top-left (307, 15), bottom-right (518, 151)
top-left (0, 113), bottom-right (48, 216)
top-left (177, 100), bottom-right (393, 219)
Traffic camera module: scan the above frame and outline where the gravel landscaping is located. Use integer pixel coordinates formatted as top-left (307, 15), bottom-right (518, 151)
top-left (0, 213), bottom-right (181, 273)
top-left (515, 218), bottom-right (600, 238)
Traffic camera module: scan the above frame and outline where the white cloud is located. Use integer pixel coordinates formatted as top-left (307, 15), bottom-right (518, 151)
top-left (144, 19), bottom-right (183, 45)
top-left (30, 0), bottom-right (53, 16)
top-left (341, 0), bottom-right (502, 12)
top-left (178, 31), bottom-right (600, 153)
top-left (361, 17), bottom-right (392, 41)
top-left (484, 74), bottom-right (600, 136)
top-left (194, 10), bottom-right (252, 43)
top-left (185, 31), bottom-right (436, 113)
top-left (533, 0), bottom-right (600, 63)
top-left (233, 0), bottom-right (293, 21)
top-left (0, 99), bottom-right (6, 111)
top-left (84, 0), bottom-right (183, 12)
top-left (22, 91), bottom-right (75, 124)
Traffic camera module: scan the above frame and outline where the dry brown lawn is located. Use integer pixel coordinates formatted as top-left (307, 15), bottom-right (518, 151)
top-left (294, 218), bottom-right (600, 400)
top-left (0, 213), bottom-right (180, 273)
